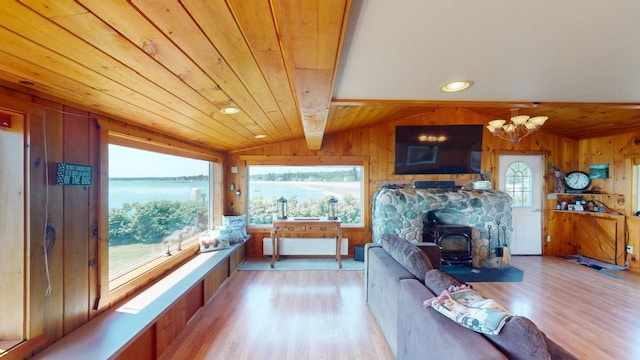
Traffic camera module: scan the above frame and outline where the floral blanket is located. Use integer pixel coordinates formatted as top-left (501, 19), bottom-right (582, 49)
top-left (423, 284), bottom-right (512, 335)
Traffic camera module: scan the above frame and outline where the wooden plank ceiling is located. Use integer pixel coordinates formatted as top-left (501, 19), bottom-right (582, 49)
top-left (0, 1), bottom-right (639, 152)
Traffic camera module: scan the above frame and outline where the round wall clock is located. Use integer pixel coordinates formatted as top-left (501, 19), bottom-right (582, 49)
top-left (563, 171), bottom-right (591, 191)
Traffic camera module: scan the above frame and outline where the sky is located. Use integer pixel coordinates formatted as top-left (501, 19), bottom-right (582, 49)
top-left (109, 144), bottom-right (208, 178)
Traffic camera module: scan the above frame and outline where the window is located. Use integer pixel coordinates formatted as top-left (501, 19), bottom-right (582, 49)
top-left (247, 165), bottom-right (364, 226)
top-left (505, 161), bottom-right (533, 207)
top-left (108, 144), bottom-right (211, 285)
top-left (0, 112), bottom-right (24, 344)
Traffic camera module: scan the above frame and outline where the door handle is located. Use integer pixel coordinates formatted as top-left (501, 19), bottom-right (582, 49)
top-left (532, 208), bottom-right (541, 213)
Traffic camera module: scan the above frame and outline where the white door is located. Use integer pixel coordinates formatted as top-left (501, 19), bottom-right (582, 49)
top-left (498, 155), bottom-right (543, 255)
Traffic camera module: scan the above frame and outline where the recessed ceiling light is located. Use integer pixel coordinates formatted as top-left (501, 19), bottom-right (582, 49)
top-left (440, 81), bottom-right (473, 93)
top-left (220, 107), bottom-right (240, 114)
top-left (255, 134), bottom-right (266, 139)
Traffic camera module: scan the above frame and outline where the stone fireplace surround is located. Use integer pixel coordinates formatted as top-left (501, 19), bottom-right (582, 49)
top-left (372, 186), bottom-right (513, 268)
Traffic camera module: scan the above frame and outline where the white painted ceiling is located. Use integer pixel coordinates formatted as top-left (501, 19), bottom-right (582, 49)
top-left (335, 0), bottom-right (640, 103)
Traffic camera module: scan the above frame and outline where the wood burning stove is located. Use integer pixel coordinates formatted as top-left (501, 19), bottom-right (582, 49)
top-left (425, 224), bottom-right (472, 266)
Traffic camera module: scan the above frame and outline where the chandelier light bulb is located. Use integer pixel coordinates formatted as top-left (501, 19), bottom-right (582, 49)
top-left (487, 109), bottom-right (548, 144)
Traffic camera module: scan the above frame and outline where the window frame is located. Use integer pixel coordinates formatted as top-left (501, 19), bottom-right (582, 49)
top-left (97, 120), bottom-right (224, 309)
top-left (239, 155), bottom-right (369, 230)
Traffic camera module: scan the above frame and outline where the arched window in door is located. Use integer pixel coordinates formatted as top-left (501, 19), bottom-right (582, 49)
top-left (505, 161), bottom-right (533, 207)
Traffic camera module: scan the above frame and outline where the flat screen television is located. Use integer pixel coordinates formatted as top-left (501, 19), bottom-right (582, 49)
top-left (394, 125), bottom-right (483, 175)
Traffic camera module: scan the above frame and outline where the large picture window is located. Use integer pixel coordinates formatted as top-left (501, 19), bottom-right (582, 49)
top-left (108, 144), bottom-right (211, 283)
top-left (247, 165), bottom-right (364, 226)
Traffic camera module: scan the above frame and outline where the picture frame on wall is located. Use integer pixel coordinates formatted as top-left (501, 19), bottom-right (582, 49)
top-left (589, 164), bottom-right (609, 179)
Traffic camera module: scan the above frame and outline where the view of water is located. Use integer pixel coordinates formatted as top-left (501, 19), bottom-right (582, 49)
top-left (109, 179), bottom-right (359, 210)
top-left (250, 181), bottom-right (347, 202)
top-left (109, 179), bottom-right (210, 209)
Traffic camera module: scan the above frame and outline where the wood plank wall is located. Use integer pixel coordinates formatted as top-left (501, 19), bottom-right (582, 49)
top-left (0, 85), bottom-right (235, 356)
top-left (226, 107), bottom-right (584, 258)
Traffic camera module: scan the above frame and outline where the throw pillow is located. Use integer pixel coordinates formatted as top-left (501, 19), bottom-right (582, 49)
top-left (222, 214), bottom-right (249, 239)
top-left (380, 233), bottom-right (433, 281)
top-left (214, 226), bottom-right (245, 244)
top-left (485, 316), bottom-right (551, 360)
top-left (199, 231), bottom-right (230, 253)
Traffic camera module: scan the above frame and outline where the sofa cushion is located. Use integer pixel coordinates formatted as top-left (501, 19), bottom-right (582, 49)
top-left (485, 316), bottom-right (551, 360)
top-left (424, 269), bottom-right (464, 295)
top-left (381, 233), bottom-right (433, 281)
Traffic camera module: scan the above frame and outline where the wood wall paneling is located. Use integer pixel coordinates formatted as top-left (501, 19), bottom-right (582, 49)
top-left (29, 98), bottom-right (65, 343)
top-left (626, 217), bottom-right (640, 271)
top-left (203, 259), bottom-right (230, 303)
top-left (229, 107), bottom-right (577, 257)
top-left (114, 324), bottom-right (155, 360)
top-left (573, 213), bottom-right (625, 266)
top-left (61, 107), bottom-right (92, 335)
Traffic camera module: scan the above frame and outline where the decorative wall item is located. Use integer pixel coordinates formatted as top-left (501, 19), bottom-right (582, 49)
top-left (589, 164), bottom-right (609, 179)
top-left (55, 163), bottom-right (93, 185)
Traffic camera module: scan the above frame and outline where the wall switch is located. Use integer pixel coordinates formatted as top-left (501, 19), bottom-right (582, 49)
top-left (627, 245), bottom-right (634, 254)
top-left (546, 235), bottom-right (551, 242)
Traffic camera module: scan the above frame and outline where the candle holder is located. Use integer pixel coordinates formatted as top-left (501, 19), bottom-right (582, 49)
top-left (276, 196), bottom-right (288, 220)
top-left (328, 197), bottom-right (338, 220)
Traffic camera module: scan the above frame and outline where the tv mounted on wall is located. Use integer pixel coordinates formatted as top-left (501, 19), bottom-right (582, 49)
top-left (394, 125), bottom-right (483, 175)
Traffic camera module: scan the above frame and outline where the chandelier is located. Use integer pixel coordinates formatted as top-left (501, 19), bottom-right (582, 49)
top-left (486, 109), bottom-right (548, 144)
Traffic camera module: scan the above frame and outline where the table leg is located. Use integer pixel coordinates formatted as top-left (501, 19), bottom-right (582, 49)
top-left (270, 228), bottom-right (277, 268)
top-left (336, 231), bottom-right (343, 269)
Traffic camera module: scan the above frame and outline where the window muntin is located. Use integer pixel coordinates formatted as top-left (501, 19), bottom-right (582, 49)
top-left (108, 144), bottom-right (211, 282)
top-left (247, 165), bottom-right (364, 226)
top-left (505, 161), bottom-right (533, 207)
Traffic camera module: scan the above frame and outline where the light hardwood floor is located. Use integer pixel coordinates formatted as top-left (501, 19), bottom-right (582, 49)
top-left (161, 256), bottom-right (640, 360)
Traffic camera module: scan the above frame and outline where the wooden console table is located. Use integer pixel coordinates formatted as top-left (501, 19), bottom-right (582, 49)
top-left (270, 217), bottom-right (343, 268)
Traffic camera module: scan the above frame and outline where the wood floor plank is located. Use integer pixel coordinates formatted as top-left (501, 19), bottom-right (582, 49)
top-left (474, 256), bottom-right (640, 360)
top-left (162, 257), bottom-right (640, 360)
top-left (161, 270), bottom-right (393, 360)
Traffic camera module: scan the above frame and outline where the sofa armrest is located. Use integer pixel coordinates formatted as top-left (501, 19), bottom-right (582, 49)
top-left (416, 242), bottom-right (440, 269)
top-left (364, 243), bottom-right (382, 303)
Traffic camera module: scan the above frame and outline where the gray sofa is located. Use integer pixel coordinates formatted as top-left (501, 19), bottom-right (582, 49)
top-left (365, 234), bottom-right (577, 360)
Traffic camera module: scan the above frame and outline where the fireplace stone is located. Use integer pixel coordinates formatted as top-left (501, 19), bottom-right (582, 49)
top-left (372, 186), bottom-right (513, 268)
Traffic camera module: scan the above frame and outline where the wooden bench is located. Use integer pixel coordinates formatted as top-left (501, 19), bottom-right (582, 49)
top-left (33, 244), bottom-right (244, 360)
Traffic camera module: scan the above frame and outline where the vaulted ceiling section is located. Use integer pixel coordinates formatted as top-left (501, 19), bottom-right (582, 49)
top-left (1, 1), bottom-right (640, 152)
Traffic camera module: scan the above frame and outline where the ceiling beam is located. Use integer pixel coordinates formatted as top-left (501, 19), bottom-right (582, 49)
top-left (272, 0), bottom-right (351, 150)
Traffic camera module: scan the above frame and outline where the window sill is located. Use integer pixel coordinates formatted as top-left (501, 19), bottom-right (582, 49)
top-left (34, 244), bottom-right (242, 359)
top-left (106, 239), bottom-right (200, 308)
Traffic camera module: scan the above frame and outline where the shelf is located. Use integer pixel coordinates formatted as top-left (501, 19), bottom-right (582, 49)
top-left (550, 210), bottom-right (624, 217)
top-left (548, 193), bottom-right (622, 197)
